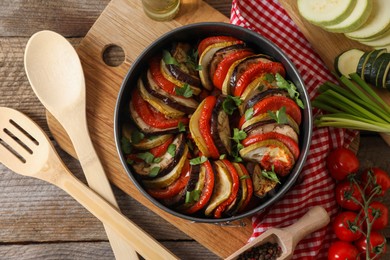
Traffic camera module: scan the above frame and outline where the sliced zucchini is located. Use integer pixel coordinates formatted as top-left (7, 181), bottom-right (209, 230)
top-left (323, 0), bottom-right (373, 33)
top-left (334, 49), bottom-right (365, 78)
top-left (345, 0), bottom-right (390, 39)
top-left (369, 53), bottom-right (390, 87)
top-left (356, 50), bottom-right (372, 77)
top-left (189, 98), bottom-right (210, 157)
top-left (297, 0), bottom-right (356, 26)
top-left (359, 28), bottom-right (390, 47)
top-left (362, 49), bottom-right (387, 81)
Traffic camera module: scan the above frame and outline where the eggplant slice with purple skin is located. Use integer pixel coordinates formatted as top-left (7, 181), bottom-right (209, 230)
top-left (210, 95), bottom-right (232, 155)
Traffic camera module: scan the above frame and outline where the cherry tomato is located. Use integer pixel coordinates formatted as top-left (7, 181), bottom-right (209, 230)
top-left (328, 240), bottom-right (359, 260)
top-left (355, 231), bottom-right (387, 259)
top-left (326, 147), bottom-right (359, 181)
top-left (333, 211), bottom-right (362, 242)
top-left (366, 201), bottom-right (388, 230)
top-left (335, 181), bottom-right (363, 211)
top-left (362, 167), bottom-right (390, 197)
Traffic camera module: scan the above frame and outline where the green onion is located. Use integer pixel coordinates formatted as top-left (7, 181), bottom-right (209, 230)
top-left (313, 73), bottom-right (390, 134)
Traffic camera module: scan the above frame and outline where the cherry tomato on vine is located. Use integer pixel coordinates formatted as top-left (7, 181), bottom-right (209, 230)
top-left (335, 181), bottom-right (363, 211)
top-left (362, 167), bottom-right (390, 197)
top-left (366, 201), bottom-right (389, 231)
top-left (327, 147), bottom-right (359, 181)
top-left (328, 240), bottom-right (359, 260)
top-left (355, 231), bottom-right (387, 259)
top-left (333, 211), bottom-right (362, 242)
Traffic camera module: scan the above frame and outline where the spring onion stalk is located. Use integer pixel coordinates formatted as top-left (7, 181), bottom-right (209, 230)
top-left (313, 73), bottom-right (390, 133)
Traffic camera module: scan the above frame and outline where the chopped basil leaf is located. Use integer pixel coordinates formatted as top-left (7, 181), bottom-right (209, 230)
top-left (222, 95), bottom-right (242, 115)
top-left (178, 121), bottom-right (186, 132)
top-left (130, 129), bottom-right (144, 144)
top-left (121, 137), bottom-right (133, 154)
top-left (264, 73), bottom-right (275, 83)
top-left (232, 156), bottom-right (243, 163)
top-left (162, 50), bottom-right (179, 66)
top-left (167, 143), bottom-right (176, 157)
top-left (244, 107), bottom-right (254, 121)
top-left (185, 190), bottom-right (201, 204)
top-left (136, 152), bottom-right (154, 164)
top-left (268, 106), bottom-right (288, 124)
top-left (147, 135), bottom-right (159, 140)
top-left (175, 84), bottom-right (193, 98)
top-left (232, 128), bottom-right (247, 143)
top-left (219, 154), bottom-right (226, 159)
top-left (149, 166), bottom-right (160, 177)
top-left (240, 175), bottom-right (250, 180)
top-left (261, 166), bottom-right (280, 183)
top-left (275, 73), bottom-right (304, 109)
top-left (126, 158), bottom-right (134, 165)
top-left (190, 155), bottom-right (207, 165)
top-left (186, 49), bottom-right (202, 71)
top-left (153, 157), bottom-right (162, 163)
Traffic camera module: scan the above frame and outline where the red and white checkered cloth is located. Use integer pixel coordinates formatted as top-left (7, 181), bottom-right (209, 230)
top-left (230, 0), bottom-right (358, 259)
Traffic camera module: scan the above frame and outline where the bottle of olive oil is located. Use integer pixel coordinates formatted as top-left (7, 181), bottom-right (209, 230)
top-left (141, 0), bottom-right (180, 21)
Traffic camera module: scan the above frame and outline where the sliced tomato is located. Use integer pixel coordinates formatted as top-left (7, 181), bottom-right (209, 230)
top-left (242, 132), bottom-right (300, 160)
top-left (197, 36), bottom-right (242, 55)
top-left (199, 96), bottom-right (220, 159)
top-left (238, 96), bottom-right (302, 129)
top-left (184, 160), bottom-right (215, 214)
top-left (145, 159), bottom-right (191, 199)
top-left (233, 61), bottom-right (286, 97)
top-left (149, 56), bottom-right (176, 95)
top-left (212, 50), bottom-right (254, 90)
top-left (149, 136), bottom-right (174, 157)
top-left (214, 159), bottom-right (240, 218)
top-left (132, 88), bottom-right (189, 129)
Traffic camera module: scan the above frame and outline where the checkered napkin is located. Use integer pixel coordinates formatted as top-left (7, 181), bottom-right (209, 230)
top-left (230, 0), bottom-right (358, 258)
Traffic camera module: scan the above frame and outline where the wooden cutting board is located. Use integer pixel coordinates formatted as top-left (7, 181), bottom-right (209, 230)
top-left (46, 0), bottom-right (390, 258)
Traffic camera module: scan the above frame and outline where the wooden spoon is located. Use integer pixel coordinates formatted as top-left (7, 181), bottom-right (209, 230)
top-left (226, 206), bottom-right (330, 260)
top-left (0, 107), bottom-right (178, 260)
top-left (23, 30), bottom-right (139, 260)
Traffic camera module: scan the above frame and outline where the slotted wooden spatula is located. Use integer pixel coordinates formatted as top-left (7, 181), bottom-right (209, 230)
top-left (0, 106), bottom-right (178, 260)
top-left (225, 206), bottom-right (330, 260)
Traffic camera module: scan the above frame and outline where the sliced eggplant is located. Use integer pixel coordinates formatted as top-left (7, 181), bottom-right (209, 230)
top-left (210, 96), bottom-right (232, 155)
top-left (142, 144), bottom-right (189, 189)
top-left (239, 139), bottom-right (295, 176)
top-left (138, 77), bottom-right (185, 119)
top-left (166, 63), bottom-right (201, 87)
top-left (122, 122), bottom-right (173, 150)
top-left (251, 163), bottom-right (278, 198)
top-left (198, 41), bottom-right (238, 90)
top-left (204, 160), bottom-right (233, 216)
top-left (160, 59), bottom-right (202, 95)
top-left (246, 123), bottom-right (299, 144)
top-left (132, 133), bottom-right (185, 178)
top-left (144, 70), bottom-right (198, 114)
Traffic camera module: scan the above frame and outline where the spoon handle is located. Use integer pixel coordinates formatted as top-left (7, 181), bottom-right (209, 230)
top-left (282, 206), bottom-right (330, 250)
top-left (60, 110), bottom-right (139, 260)
top-left (50, 157), bottom-right (178, 260)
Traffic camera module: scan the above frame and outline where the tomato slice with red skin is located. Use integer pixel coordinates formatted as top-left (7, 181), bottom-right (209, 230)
top-left (184, 160), bottom-right (215, 214)
top-left (199, 96), bottom-right (220, 159)
top-left (198, 36), bottom-right (242, 56)
top-left (132, 88), bottom-right (189, 129)
top-left (212, 50), bottom-right (254, 90)
top-left (213, 159), bottom-right (240, 218)
top-left (149, 56), bottom-right (176, 95)
top-left (233, 61), bottom-right (286, 97)
top-left (149, 136), bottom-right (174, 157)
top-left (145, 159), bottom-right (191, 199)
top-left (238, 96), bottom-right (302, 128)
top-left (242, 132), bottom-right (300, 160)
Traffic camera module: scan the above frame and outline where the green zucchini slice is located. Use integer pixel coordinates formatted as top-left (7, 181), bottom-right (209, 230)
top-left (334, 49), bottom-right (365, 78)
top-left (362, 49), bottom-right (387, 81)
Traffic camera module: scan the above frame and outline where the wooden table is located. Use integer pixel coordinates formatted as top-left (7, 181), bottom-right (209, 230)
top-left (0, 0), bottom-right (389, 259)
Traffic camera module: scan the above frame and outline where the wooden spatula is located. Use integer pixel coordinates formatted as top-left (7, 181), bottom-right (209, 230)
top-left (226, 206), bottom-right (330, 260)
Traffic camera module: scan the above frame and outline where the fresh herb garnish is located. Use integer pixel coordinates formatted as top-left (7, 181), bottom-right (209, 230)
top-left (222, 95), bottom-right (242, 115)
top-left (219, 154), bottom-right (226, 159)
top-left (126, 158), bottom-right (134, 165)
top-left (136, 152), bottom-right (155, 164)
top-left (153, 157), bottom-right (162, 163)
top-left (268, 106), bottom-right (288, 124)
top-left (167, 144), bottom-right (176, 157)
top-left (185, 190), bottom-right (201, 204)
top-left (178, 121), bottom-right (186, 132)
top-left (175, 83), bottom-right (193, 98)
top-left (121, 137), bottom-right (133, 154)
top-left (264, 73), bottom-right (275, 83)
top-left (130, 129), bottom-right (144, 144)
top-left (275, 73), bottom-right (304, 109)
top-left (149, 166), bottom-right (160, 177)
top-left (244, 107), bottom-right (254, 121)
top-left (261, 166), bottom-right (280, 183)
top-left (190, 155), bottom-right (207, 165)
top-left (186, 49), bottom-right (202, 71)
top-left (162, 50), bottom-right (179, 66)
top-left (240, 175), bottom-right (250, 180)
top-left (232, 128), bottom-right (247, 143)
